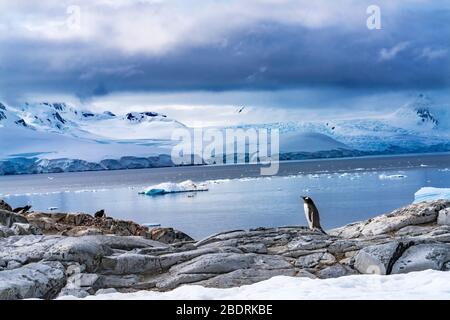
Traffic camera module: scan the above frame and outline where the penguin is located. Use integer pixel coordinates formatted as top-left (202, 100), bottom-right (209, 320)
top-left (94, 209), bottom-right (106, 218)
top-left (12, 205), bottom-right (32, 215)
top-left (301, 196), bottom-right (326, 234)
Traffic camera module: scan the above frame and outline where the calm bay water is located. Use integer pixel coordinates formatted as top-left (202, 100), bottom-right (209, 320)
top-left (1, 153), bottom-right (449, 239)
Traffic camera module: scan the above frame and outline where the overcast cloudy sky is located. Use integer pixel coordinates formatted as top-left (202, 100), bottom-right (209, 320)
top-left (0, 0), bottom-right (449, 126)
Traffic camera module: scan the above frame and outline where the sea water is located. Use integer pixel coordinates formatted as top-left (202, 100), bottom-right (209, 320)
top-left (1, 154), bottom-right (449, 239)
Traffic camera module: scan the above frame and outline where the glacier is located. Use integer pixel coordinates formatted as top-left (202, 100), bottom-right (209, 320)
top-left (1, 94), bottom-right (450, 175)
top-left (0, 102), bottom-right (178, 174)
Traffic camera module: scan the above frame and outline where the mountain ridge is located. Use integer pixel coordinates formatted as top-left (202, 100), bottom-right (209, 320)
top-left (1, 94), bottom-right (449, 175)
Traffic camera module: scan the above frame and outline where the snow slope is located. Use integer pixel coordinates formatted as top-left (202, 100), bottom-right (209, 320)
top-left (0, 102), bottom-right (177, 174)
top-left (0, 126), bottom-right (168, 162)
top-left (82, 112), bottom-right (186, 140)
top-left (227, 94), bottom-right (450, 153)
top-left (61, 270), bottom-right (450, 300)
top-left (280, 132), bottom-right (350, 153)
top-left (8, 102), bottom-right (185, 140)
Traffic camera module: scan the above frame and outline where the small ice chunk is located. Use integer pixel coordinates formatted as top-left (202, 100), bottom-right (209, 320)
top-left (379, 174), bottom-right (407, 180)
top-left (142, 223), bottom-right (162, 228)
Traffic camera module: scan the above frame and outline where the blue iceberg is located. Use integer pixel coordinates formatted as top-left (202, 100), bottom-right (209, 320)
top-left (414, 187), bottom-right (450, 203)
top-left (139, 180), bottom-right (209, 196)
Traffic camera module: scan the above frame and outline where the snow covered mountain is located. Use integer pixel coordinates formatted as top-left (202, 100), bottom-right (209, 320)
top-left (226, 94), bottom-right (450, 156)
top-left (0, 94), bottom-right (449, 175)
top-left (6, 102), bottom-right (186, 140)
top-left (0, 102), bottom-right (183, 174)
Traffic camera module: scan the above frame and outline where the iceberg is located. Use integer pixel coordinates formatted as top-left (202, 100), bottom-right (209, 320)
top-left (139, 180), bottom-right (208, 196)
top-left (414, 187), bottom-right (450, 203)
top-left (379, 174), bottom-right (407, 180)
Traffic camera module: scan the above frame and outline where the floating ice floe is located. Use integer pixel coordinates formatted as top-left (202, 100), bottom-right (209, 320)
top-left (142, 222), bottom-right (162, 228)
top-left (379, 174), bottom-right (407, 180)
top-left (74, 189), bottom-right (109, 194)
top-left (414, 187), bottom-right (450, 203)
top-left (206, 178), bottom-right (232, 184)
top-left (139, 180), bottom-right (208, 196)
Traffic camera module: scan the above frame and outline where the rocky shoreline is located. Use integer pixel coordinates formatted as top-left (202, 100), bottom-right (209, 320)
top-left (1, 199), bottom-right (450, 299)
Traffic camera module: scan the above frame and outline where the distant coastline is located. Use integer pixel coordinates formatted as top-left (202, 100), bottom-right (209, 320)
top-left (1, 149), bottom-right (450, 177)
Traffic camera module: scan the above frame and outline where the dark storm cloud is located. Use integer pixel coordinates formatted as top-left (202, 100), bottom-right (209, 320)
top-left (0, 0), bottom-right (449, 102)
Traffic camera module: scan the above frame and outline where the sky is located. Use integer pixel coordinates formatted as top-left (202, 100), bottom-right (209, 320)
top-left (0, 0), bottom-right (449, 126)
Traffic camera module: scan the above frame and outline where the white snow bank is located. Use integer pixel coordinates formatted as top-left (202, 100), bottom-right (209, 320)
top-left (414, 187), bottom-right (450, 203)
top-left (62, 270), bottom-right (450, 300)
top-left (379, 174), bottom-right (407, 180)
top-left (140, 180), bottom-right (208, 196)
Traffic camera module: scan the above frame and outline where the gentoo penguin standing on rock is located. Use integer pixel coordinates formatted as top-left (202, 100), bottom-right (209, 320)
top-left (301, 196), bottom-right (326, 234)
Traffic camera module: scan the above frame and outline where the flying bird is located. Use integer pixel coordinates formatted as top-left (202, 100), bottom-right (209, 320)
top-left (237, 106), bottom-right (245, 113)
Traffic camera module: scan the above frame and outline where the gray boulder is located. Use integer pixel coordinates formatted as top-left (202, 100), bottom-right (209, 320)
top-left (0, 235), bottom-right (62, 264)
top-left (6, 260), bottom-right (22, 270)
top-left (0, 261), bottom-right (66, 300)
top-left (65, 272), bottom-right (142, 291)
top-left (196, 268), bottom-right (297, 288)
top-left (149, 227), bottom-right (194, 244)
top-left (331, 200), bottom-right (450, 238)
top-left (0, 200), bottom-right (12, 212)
top-left (90, 235), bottom-right (168, 251)
top-left (0, 225), bottom-right (14, 238)
top-left (354, 241), bottom-right (410, 275)
top-left (295, 252), bottom-right (336, 268)
top-left (11, 223), bottom-right (42, 236)
top-left (159, 246), bottom-right (242, 269)
top-left (95, 288), bottom-right (118, 295)
top-left (438, 208), bottom-right (450, 226)
top-left (170, 253), bottom-right (292, 275)
top-left (96, 274), bottom-right (141, 288)
top-left (0, 209), bottom-right (28, 228)
top-left (65, 273), bottom-right (99, 289)
top-left (156, 273), bottom-right (216, 290)
top-left (238, 243), bottom-right (267, 254)
top-left (287, 236), bottom-right (332, 251)
top-left (317, 264), bottom-right (356, 279)
top-left (100, 253), bottom-right (162, 275)
top-left (361, 201), bottom-right (450, 236)
top-left (391, 243), bottom-right (450, 274)
top-left (57, 288), bottom-right (90, 299)
top-left (45, 236), bottom-right (114, 271)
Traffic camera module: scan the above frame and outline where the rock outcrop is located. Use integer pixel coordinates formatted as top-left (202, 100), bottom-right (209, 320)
top-left (149, 227), bottom-right (194, 244)
top-left (0, 200), bottom-right (12, 212)
top-left (24, 212), bottom-right (151, 238)
top-left (1, 199), bottom-right (450, 299)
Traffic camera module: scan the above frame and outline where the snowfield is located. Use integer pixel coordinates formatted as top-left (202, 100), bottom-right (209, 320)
top-left (61, 270), bottom-right (450, 300)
